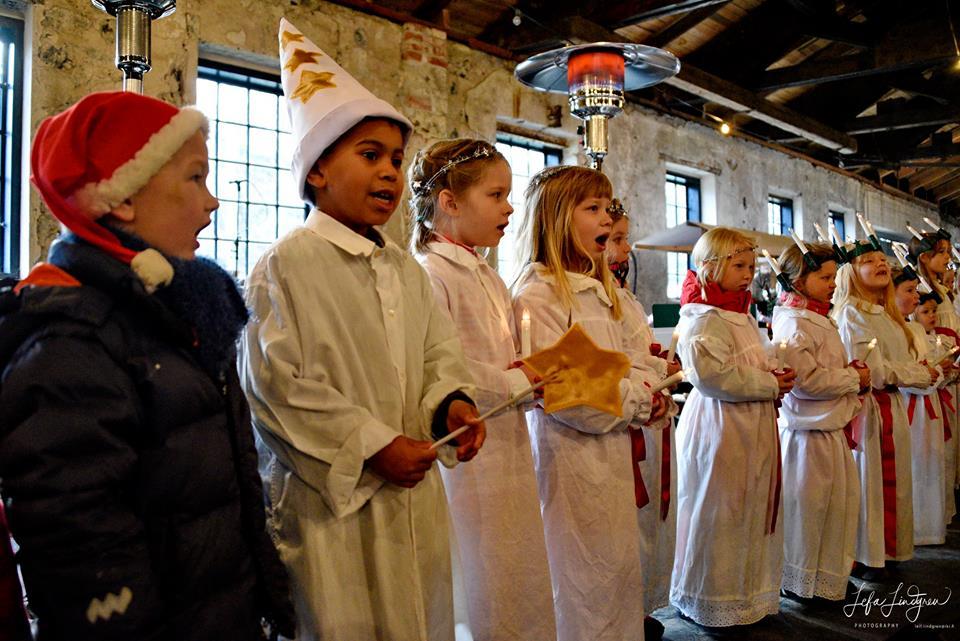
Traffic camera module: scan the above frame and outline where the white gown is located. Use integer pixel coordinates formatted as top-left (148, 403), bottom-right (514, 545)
top-left (417, 242), bottom-right (556, 641)
top-left (618, 289), bottom-right (677, 614)
top-left (669, 303), bottom-right (784, 627)
top-left (512, 264), bottom-right (656, 641)
top-left (241, 211), bottom-right (474, 641)
top-left (772, 306), bottom-right (861, 600)
top-left (936, 292), bottom-right (960, 491)
top-left (905, 325), bottom-right (948, 545)
top-left (836, 302), bottom-right (930, 567)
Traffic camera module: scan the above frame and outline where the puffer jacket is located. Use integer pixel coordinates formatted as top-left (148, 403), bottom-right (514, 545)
top-left (0, 236), bottom-right (294, 641)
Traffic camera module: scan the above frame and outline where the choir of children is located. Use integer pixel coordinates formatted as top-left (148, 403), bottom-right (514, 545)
top-left (7, 14), bottom-right (960, 640)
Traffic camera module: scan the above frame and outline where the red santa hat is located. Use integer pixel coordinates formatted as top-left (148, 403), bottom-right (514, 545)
top-left (30, 91), bottom-right (208, 292)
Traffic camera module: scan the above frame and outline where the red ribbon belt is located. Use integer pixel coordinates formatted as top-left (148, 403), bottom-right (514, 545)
top-left (765, 407), bottom-right (783, 535)
top-left (907, 393), bottom-right (938, 423)
top-left (660, 428), bottom-right (671, 521)
top-left (938, 388), bottom-right (954, 442)
top-left (630, 427), bottom-right (650, 509)
top-left (874, 389), bottom-right (898, 558)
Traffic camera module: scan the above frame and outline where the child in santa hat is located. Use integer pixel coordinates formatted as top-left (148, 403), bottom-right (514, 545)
top-left (240, 18), bottom-right (485, 641)
top-left (0, 91), bottom-right (294, 640)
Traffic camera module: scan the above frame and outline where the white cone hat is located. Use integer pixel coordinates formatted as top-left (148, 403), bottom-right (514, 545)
top-left (279, 18), bottom-right (413, 204)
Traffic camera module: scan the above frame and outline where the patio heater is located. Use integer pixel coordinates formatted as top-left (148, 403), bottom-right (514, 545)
top-left (91, 1), bottom-right (177, 93)
top-left (515, 42), bottom-right (680, 170)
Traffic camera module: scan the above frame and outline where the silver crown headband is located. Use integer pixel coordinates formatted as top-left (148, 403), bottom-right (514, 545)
top-left (703, 244), bottom-right (758, 263)
top-left (411, 147), bottom-right (494, 198)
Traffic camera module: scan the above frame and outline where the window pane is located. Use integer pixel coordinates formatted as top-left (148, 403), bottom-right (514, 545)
top-left (249, 91), bottom-right (278, 130)
top-left (249, 166), bottom-right (278, 204)
top-left (249, 128), bottom-right (278, 167)
top-left (217, 122), bottom-right (249, 163)
top-left (217, 83), bottom-right (248, 124)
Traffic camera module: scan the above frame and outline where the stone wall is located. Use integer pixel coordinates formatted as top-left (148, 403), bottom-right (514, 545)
top-left (18, 0), bottom-right (941, 306)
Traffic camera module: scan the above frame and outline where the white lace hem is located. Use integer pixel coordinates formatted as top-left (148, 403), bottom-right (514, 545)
top-left (781, 562), bottom-right (849, 600)
top-left (669, 588), bottom-right (779, 627)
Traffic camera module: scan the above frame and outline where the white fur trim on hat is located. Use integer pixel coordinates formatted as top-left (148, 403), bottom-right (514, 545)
top-left (131, 248), bottom-right (174, 294)
top-left (72, 107), bottom-right (208, 216)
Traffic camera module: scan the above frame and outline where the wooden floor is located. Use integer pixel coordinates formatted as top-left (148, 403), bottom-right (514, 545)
top-left (655, 492), bottom-right (960, 641)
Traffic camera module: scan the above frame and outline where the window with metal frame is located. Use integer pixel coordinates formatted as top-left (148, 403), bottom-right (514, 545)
top-left (494, 134), bottom-right (562, 282)
top-left (196, 61), bottom-right (306, 278)
top-left (768, 195), bottom-right (793, 236)
top-left (665, 172), bottom-right (701, 299)
top-left (0, 16), bottom-right (24, 279)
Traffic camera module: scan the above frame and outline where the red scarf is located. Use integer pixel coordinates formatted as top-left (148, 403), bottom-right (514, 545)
top-left (777, 291), bottom-right (831, 317)
top-left (680, 269), bottom-right (752, 314)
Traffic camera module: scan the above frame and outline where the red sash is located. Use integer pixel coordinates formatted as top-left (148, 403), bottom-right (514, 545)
top-left (630, 428), bottom-right (650, 509)
top-left (765, 406), bottom-right (783, 535)
top-left (906, 393), bottom-right (938, 423)
top-left (873, 389), bottom-right (898, 558)
top-left (660, 428), bottom-right (671, 521)
top-left (938, 388), bottom-right (954, 442)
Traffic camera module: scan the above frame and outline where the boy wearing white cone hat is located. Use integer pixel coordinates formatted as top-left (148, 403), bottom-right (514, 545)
top-left (241, 18), bottom-right (485, 641)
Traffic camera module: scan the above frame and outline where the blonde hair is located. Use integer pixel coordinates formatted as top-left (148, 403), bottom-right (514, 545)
top-left (518, 165), bottom-right (620, 318)
top-left (407, 138), bottom-right (506, 254)
top-left (832, 253), bottom-right (917, 355)
top-left (690, 227), bottom-right (756, 288)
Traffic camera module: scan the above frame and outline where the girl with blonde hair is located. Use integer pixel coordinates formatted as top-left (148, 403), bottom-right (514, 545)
top-left (606, 199), bottom-right (680, 640)
top-left (773, 243), bottom-right (867, 601)
top-left (408, 138), bottom-right (556, 641)
top-left (512, 165), bottom-right (667, 641)
top-left (833, 240), bottom-right (935, 578)
top-left (669, 227), bottom-right (795, 627)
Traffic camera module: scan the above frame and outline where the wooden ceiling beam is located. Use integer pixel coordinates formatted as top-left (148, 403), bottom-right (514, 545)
top-left (783, 0), bottom-right (875, 48)
top-left (934, 176), bottom-right (960, 203)
top-left (642, 3), bottom-right (726, 48)
top-left (912, 168), bottom-right (960, 191)
top-left (413, 0), bottom-right (455, 21)
top-left (602, 0), bottom-right (731, 30)
top-left (844, 105), bottom-right (960, 135)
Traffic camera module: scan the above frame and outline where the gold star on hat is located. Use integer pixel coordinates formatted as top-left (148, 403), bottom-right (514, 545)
top-left (291, 70), bottom-right (337, 103)
top-left (280, 30), bottom-right (304, 49)
top-left (523, 323), bottom-right (631, 416)
top-left (284, 48), bottom-right (322, 73)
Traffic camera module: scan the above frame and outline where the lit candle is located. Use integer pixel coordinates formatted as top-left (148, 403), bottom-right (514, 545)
top-left (865, 337), bottom-right (877, 359)
top-left (828, 220), bottom-right (845, 246)
top-left (933, 336), bottom-right (943, 362)
top-left (813, 222), bottom-right (827, 242)
top-left (856, 212), bottom-right (872, 238)
top-left (665, 329), bottom-right (679, 363)
top-left (520, 309), bottom-right (531, 358)
top-left (777, 339), bottom-right (788, 371)
top-left (762, 249), bottom-right (781, 275)
top-left (907, 224), bottom-right (925, 241)
top-left (923, 216), bottom-right (940, 232)
top-left (650, 368), bottom-right (687, 394)
top-left (790, 228), bottom-right (809, 254)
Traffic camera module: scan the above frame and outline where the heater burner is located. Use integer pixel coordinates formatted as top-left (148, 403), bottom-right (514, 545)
top-left (91, 1), bottom-right (178, 93)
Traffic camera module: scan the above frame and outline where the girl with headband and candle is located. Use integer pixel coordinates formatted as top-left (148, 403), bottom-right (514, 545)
top-left (670, 228), bottom-right (795, 627)
top-left (605, 198), bottom-right (679, 641)
top-left (772, 241), bottom-right (869, 602)
top-left (408, 139), bottom-right (556, 641)
top-left (833, 237), bottom-right (936, 580)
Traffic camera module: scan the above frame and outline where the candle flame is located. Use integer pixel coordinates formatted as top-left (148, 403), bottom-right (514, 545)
top-left (522, 309), bottom-right (530, 322)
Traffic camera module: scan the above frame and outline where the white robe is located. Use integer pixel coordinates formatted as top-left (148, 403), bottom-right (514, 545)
top-left (836, 302), bottom-right (930, 566)
top-left (241, 211), bottom-right (474, 641)
top-left (669, 303), bottom-right (783, 627)
top-left (416, 242), bottom-right (556, 641)
top-left (618, 289), bottom-right (676, 614)
top-left (772, 307), bottom-right (861, 600)
top-left (936, 292), bottom-right (960, 491)
top-left (905, 326), bottom-right (948, 545)
top-left (512, 264), bottom-right (655, 641)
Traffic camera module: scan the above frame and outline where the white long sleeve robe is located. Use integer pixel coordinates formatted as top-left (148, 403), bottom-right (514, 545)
top-left (935, 292), bottom-right (960, 491)
top-left (416, 242), bottom-right (556, 641)
top-left (618, 289), bottom-right (676, 614)
top-left (836, 302), bottom-right (930, 566)
top-left (241, 211), bottom-right (474, 641)
top-left (772, 306), bottom-right (861, 600)
top-left (512, 264), bottom-right (655, 641)
top-left (669, 303), bottom-right (783, 627)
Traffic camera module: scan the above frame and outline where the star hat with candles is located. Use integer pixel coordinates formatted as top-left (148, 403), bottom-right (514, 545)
top-left (278, 17), bottom-right (413, 205)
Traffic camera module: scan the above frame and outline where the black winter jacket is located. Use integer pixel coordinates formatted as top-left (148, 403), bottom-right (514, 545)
top-left (0, 237), bottom-right (295, 640)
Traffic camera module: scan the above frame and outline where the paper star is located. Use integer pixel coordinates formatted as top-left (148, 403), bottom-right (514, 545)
top-left (523, 323), bottom-right (631, 416)
top-left (291, 70), bottom-right (337, 103)
top-left (283, 48), bottom-right (322, 73)
top-left (280, 30), bottom-right (304, 49)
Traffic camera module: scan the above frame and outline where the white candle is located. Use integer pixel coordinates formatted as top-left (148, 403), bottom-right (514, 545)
top-left (865, 337), bottom-right (877, 358)
top-left (907, 224), bottom-right (925, 241)
top-left (856, 212), bottom-right (872, 238)
top-left (777, 340), bottom-right (788, 371)
top-left (828, 220), bottom-right (845, 246)
top-left (665, 329), bottom-right (679, 363)
top-left (923, 216), bottom-right (940, 232)
top-left (650, 368), bottom-right (687, 394)
top-left (952, 247), bottom-right (960, 265)
top-left (933, 336), bottom-right (943, 362)
top-left (790, 228), bottom-right (809, 254)
top-left (520, 309), bottom-right (531, 358)
top-left (813, 222), bottom-right (827, 242)
top-left (762, 249), bottom-right (781, 275)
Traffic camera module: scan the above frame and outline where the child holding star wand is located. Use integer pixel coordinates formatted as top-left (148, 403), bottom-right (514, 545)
top-left (512, 165), bottom-right (667, 641)
top-left (670, 228), bottom-right (795, 628)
